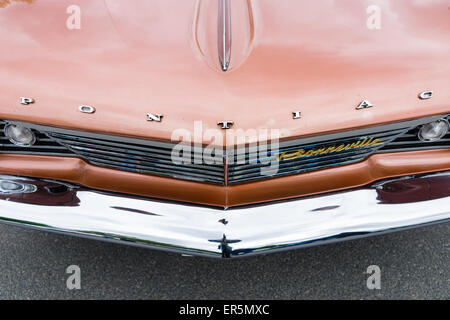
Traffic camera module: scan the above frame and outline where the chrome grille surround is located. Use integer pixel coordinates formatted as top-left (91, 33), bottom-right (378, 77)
top-left (1, 114), bottom-right (448, 185)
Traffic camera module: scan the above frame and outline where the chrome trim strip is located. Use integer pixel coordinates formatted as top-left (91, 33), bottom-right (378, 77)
top-left (0, 172), bottom-right (448, 258)
top-left (218, 0), bottom-right (231, 71)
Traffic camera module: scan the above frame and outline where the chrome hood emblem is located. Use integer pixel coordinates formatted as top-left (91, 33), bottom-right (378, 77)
top-left (193, 0), bottom-right (256, 73)
top-left (218, 0), bottom-right (231, 71)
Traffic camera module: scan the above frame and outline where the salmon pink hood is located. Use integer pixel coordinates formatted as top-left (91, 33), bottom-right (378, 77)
top-left (0, 0), bottom-right (449, 146)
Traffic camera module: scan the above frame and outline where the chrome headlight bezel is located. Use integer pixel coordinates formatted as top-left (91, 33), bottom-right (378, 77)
top-left (417, 118), bottom-right (450, 142)
top-left (4, 123), bottom-right (36, 147)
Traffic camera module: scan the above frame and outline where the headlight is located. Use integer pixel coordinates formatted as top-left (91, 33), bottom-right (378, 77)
top-left (418, 119), bottom-right (449, 142)
top-left (4, 124), bottom-right (36, 146)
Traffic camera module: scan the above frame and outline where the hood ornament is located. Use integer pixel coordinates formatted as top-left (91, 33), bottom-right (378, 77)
top-left (193, 0), bottom-right (255, 73)
top-left (218, 0), bottom-right (231, 71)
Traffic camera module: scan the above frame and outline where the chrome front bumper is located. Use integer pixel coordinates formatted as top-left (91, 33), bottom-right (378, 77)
top-left (0, 172), bottom-right (449, 258)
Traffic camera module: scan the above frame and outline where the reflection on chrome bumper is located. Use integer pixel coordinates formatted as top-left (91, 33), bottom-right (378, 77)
top-left (0, 172), bottom-right (449, 258)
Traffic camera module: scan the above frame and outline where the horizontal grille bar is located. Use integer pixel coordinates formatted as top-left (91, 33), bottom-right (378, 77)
top-left (43, 131), bottom-right (225, 184)
top-left (49, 135), bottom-right (223, 172)
top-left (48, 132), bottom-right (177, 158)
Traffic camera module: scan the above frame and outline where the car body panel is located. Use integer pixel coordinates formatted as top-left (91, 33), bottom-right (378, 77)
top-left (0, 0), bottom-right (449, 146)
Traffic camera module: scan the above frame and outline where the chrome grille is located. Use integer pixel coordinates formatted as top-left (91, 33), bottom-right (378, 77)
top-left (227, 128), bottom-right (409, 184)
top-left (44, 131), bottom-right (225, 184)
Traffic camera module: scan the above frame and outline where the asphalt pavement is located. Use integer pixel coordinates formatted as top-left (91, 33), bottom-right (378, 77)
top-left (0, 222), bottom-right (448, 299)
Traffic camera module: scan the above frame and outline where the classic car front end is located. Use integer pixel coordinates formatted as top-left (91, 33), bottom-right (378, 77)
top-left (0, 0), bottom-right (449, 258)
